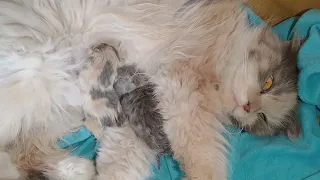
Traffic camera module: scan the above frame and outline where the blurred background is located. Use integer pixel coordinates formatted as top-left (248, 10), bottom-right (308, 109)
top-left (247, 0), bottom-right (320, 25)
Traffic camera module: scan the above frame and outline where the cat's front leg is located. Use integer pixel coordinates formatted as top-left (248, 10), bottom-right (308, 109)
top-left (164, 113), bottom-right (227, 180)
top-left (154, 62), bottom-right (228, 180)
top-left (167, 123), bottom-right (227, 180)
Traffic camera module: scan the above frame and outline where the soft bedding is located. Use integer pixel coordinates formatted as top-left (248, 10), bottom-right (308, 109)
top-left (58, 8), bottom-right (320, 180)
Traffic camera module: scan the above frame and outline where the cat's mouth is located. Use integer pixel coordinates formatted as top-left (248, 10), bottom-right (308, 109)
top-left (242, 114), bottom-right (276, 136)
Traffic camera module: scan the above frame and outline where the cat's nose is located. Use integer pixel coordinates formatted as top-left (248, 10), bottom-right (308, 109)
top-left (243, 102), bottom-right (251, 113)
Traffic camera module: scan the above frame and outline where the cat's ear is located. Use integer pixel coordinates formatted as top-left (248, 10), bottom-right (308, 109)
top-left (282, 35), bottom-right (304, 64)
top-left (283, 40), bottom-right (302, 51)
top-left (283, 32), bottom-right (305, 52)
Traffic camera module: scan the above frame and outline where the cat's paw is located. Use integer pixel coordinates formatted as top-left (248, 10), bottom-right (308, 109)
top-left (47, 156), bottom-right (95, 180)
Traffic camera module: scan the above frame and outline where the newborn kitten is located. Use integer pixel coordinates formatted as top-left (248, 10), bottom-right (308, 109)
top-left (81, 43), bottom-right (170, 180)
top-left (115, 65), bottom-right (171, 156)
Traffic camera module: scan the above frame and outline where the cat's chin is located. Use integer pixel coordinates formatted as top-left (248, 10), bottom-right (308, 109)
top-left (234, 114), bottom-right (302, 138)
top-left (228, 113), bottom-right (281, 136)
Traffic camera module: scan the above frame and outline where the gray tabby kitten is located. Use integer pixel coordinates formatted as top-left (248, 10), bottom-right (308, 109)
top-left (115, 65), bottom-right (171, 155)
top-left (80, 43), bottom-right (171, 180)
top-left (84, 43), bottom-right (170, 153)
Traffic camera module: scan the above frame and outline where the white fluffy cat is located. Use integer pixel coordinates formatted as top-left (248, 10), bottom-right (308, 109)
top-left (0, 0), bottom-right (300, 180)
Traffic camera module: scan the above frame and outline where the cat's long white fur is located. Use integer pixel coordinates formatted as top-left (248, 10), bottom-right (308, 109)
top-left (0, 0), bottom-right (176, 144)
top-left (0, 0), bottom-right (183, 144)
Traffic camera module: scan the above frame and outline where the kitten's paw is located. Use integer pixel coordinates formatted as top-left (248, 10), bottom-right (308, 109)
top-left (46, 156), bottom-right (95, 180)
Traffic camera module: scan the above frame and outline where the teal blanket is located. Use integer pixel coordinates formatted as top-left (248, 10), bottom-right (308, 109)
top-left (58, 8), bottom-right (320, 180)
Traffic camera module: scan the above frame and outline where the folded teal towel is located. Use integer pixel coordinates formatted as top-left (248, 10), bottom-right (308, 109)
top-left (58, 8), bottom-right (320, 180)
top-left (57, 126), bottom-right (184, 179)
top-left (228, 9), bottom-right (320, 180)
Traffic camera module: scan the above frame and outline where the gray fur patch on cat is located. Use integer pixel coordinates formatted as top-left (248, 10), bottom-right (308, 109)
top-left (243, 108), bottom-right (300, 137)
top-left (118, 84), bottom-right (171, 154)
top-left (100, 113), bottom-right (126, 127)
top-left (114, 65), bottom-right (149, 95)
top-left (238, 28), bottom-right (301, 137)
top-left (256, 31), bottom-right (299, 96)
top-left (100, 61), bottom-right (114, 86)
top-left (114, 65), bottom-right (171, 154)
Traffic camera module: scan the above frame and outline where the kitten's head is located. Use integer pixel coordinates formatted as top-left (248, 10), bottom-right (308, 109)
top-left (114, 65), bottom-right (149, 96)
top-left (220, 26), bottom-right (301, 137)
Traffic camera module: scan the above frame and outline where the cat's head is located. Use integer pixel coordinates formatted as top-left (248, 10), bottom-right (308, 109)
top-left (219, 26), bottom-right (301, 137)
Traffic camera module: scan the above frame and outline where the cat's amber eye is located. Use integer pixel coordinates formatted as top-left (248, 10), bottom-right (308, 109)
top-left (262, 75), bottom-right (273, 92)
